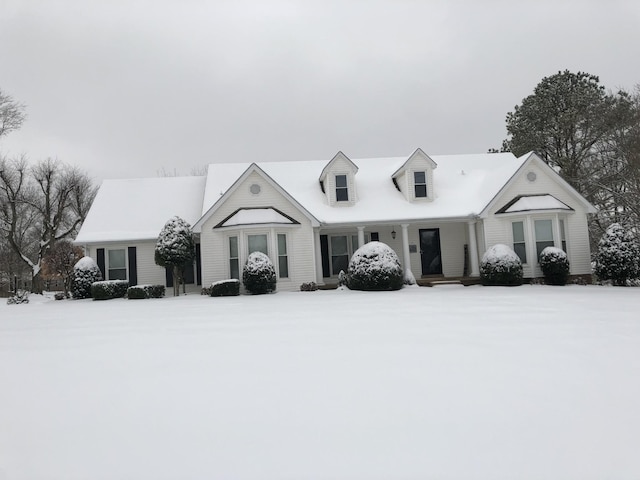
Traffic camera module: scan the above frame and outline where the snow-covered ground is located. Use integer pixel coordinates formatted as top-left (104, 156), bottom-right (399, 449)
top-left (1, 285), bottom-right (639, 480)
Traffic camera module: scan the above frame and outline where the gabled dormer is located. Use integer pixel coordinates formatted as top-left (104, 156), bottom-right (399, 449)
top-left (391, 148), bottom-right (437, 202)
top-left (319, 151), bottom-right (359, 206)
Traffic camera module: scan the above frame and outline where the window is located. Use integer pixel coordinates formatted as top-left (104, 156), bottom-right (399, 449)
top-left (370, 232), bottom-right (379, 242)
top-left (414, 171), bottom-right (427, 198)
top-left (559, 219), bottom-right (567, 252)
top-left (248, 234), bottom-right (268, 255)
top-left (229, 236), bottom-right (239, 279)
top-left (277, 234), bottom-right (289, 278)
top-left (108, 249), bottom-right (126, 280)
top-left (335, 174), bottom-right (349, 202)
top-left (330, 235), bottom-right (349, 275)
top-left (512, 221), bottom-right (527, 263)
top-left (535, 219), bottom-right (554, 260)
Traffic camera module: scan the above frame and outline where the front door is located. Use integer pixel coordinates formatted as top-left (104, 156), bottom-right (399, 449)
top-left (419, 228), bottom-right (443, 275)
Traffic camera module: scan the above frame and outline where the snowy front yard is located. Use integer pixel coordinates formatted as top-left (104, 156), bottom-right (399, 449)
top-left (1, 285), bottom-right (639, 480)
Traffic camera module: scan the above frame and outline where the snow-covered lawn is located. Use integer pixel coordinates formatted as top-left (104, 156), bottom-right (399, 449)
top-left (1, 285), bottom-right (639, 480)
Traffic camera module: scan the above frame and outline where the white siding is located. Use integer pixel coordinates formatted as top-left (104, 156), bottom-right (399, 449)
top-left (83, 241), bottom-right (167, 285)
top-left (200, 171), bottom-right (316, 292)
top-left (395, 156), bottom-right (435, 202)
top-left (324, 156), bottom-right (358, 206)
top-left (482, 162), bottom-right (592, 277)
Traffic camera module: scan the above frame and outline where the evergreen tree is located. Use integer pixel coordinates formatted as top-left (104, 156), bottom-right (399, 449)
top-left (154, 216), bottom-right (195, 296)
top-left (594, 223), bottom-right (640, 285)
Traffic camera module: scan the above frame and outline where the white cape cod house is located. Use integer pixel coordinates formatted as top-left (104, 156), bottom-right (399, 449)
top-left (75, 149), bottom-right (596, 290)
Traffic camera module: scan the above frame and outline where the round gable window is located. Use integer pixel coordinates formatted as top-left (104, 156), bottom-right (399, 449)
top-left (526, 171), bottom-right (537, 182)
top-left (249, 183), bottom-right (261, 195)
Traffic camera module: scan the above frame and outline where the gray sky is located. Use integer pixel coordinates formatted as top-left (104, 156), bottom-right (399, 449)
top-left (1, 0), bottom-right (639, 181)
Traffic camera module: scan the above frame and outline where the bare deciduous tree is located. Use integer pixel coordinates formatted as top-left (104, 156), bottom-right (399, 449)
top-left (41, 239), bottom-right (84, 296)
top-left (0, 89), bottom-right (26, 139)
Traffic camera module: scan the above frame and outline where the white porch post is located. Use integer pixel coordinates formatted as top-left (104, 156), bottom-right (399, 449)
top-left (357, 226), bottom-right (365, 247)
top-left (400, 223), bottom-right (414, 283)
top-left (314, 228), bottom-right (324, 284)
top-left (467, 220), bottom-right (480, 277)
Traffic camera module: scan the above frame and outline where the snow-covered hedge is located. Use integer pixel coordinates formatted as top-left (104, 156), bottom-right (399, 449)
top-left (91, 280), bottom-right (129, 300)
top-left (300, 282), bottom-right (318, 292)
top-left (480, 244), bottom-right (523, 286)
top-left (72, 256), bottom-right (103, 299)
top-left (539, 247), bottom-right (570, 285)
top-left (594, 223), bottom-right (640, 286)
top-left (209, 279), bottom-right (240, 297)
top-left (127, 284), bottom-right (165, 299)
top-left (346, 241), bottom-right (403, 291)
top-left (243, 252), bottom-right (276, 294)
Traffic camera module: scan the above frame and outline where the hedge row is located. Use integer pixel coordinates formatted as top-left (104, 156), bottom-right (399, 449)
top-left (91, 280), bottom-right (129, 300)
top-left (127, 284), bottom-right (166, 299)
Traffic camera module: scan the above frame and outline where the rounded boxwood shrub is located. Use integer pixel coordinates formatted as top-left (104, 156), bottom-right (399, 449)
top-left (480, 244), bottom-right (523, 286)
top-left (594, 223), bottom-right (640, 286)
top-left (539, 247), bottom-right (570, 285)
top-left (210, 279), bottom-right (240, 297)
top-left (346, 241), bottom-right (403, 291)
top-left (91, 280), bottom-right (129, 300)
top-left (72, 256), bottom-right (103, 299)
top-left (243, 252), bottom-right (276, 294)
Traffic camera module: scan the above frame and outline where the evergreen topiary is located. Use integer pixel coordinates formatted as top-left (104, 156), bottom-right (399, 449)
top-left (91, 280), bottom-right (129, 300)
top-left (155, 216), bottom-right (196, 297)
top-left (243, 252), bottom-right (276, 294)
top-left (594, 223), bottom-right (640, 285)
top-left (480, 244), bottom-right (523, 286)
top-left (127, 284), bottom-right (166, 299)
top-left (346, 241), bottom-right (403, 291)
top-left (72, 256), bottom-right (103, 299)
top-left (539, 247), bottom-right (570, 285)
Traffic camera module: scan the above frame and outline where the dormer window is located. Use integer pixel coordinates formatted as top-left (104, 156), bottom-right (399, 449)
top-left (336, 174), bottom-right (349, 202)
top-left (414, 171), bottom-right (427, 198)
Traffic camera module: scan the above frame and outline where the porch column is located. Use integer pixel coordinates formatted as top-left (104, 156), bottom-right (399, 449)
top-left (357, 226), bottom-right (365, 247)
top-left (467, 220), bottom-right (480, 277)
top-left (314, 228), bottom-right (324, 284)
top-left (401, 223), bottom-right (415, 283)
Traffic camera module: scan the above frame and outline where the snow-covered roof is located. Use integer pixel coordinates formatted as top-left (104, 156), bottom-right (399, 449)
top-left (75, 176), bottom-right (206, 243)
top-left (202, 152), bottom-right (525, 225)
top-left (496, 194), bottom-right (573, 214)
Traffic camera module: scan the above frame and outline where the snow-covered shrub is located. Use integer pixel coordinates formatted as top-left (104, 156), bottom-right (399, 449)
top-left (480, 244), bottom-right (523, 286)
top-left (300, 281), bottom-right (318, 291)
top-left (539, 247), bottom-right (570, 285)
top-left (594, 223), bottom-right (640, 286)
top-left (91, 280), bottom-right (129, 300)
top-left (6, 290), bottom-right (29, 305)
top-left (155, 216), bottom-right (196, 296)
top-left (346, 241), bottom-right (403, 291)
top-left (72, 256), bottom-right (103, 299)
top-left (210, 279), bottom-right (240, 297)
top-left (337, 270), bottom-right (347, 287)
top-left (242, 252), bottom-right (276, 294)
top-left (127, 284), bottom-right (165, 299)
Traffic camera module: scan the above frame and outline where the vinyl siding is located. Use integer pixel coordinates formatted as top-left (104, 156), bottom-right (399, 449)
top-left (83, 241), bottom-right (167, 285)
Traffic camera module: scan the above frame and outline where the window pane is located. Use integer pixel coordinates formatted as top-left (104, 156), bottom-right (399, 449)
top-left (277, 234), bottom-right (287, 254)
top-left (370, 232), bottom-right (379, 242)
top-left (278, 256), bottom-right (289, 278)
top-left (414, 171), bottom-right (426, 183)
top-left (536, 241), bottom-right (555, 259)
top-left (336, 187), bottom-right (349, 202)
top-left (415, 184), bottom-right (427, 197)
top-left (332, 255), bottom-right (349, 275)
top-left (108, 268), bottom-right (126, 280)
top-left (534, 219), bottom-right (553, 242)
top-left (331, 236), bottom-right (348, 255)
top-left (230, 259), bottom-right (239, 279)
top-left (248, 234), bottom-right (268, 255)
top-left (514, 243), bottom-right (527, 263)
top-left (352, 235), bottom-right (359, 252)
top-left (512, 222), bottom-right (524, 243)
top-left (229, 236), bottom-right (238, 258)
top-left (109, 249), bottom-right (125, 269)
top-left (335, 175), bottom-right (347, 187)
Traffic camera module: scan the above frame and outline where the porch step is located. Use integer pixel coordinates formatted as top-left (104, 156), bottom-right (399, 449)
top-left (420, 279), bottom-right (462, 287)
top-left (417, 277), bottom-right (482, 287)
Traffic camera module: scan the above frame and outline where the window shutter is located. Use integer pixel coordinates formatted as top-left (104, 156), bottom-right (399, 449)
top-left (165, 267), bottom-right (173, 287)
top-left (127, 247), bottom-right (137, 286)
top-left (320, 235), bottom-right (330, 278)
top-left (195, 243), bottom-right (202, 286)
top-left (96, 248), bottom-right (105, 280)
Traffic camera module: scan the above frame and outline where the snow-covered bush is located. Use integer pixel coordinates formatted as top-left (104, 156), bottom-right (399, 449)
top-left (300, 281), bottom-right (318, 291)
top-left (127, 284), bottom-right (165, 299)
top-left (594, 223), bottom-right (640, 286)
top-left (480, 244), bottom-right (523, 286)
top-left (72, 256), bottom-right (103, 299)
top-left (91, 280), bottom-right (129, 300)
top-left (243, 252), bottom-right (276, 294)
top-left (210, 279), bottom-right (240, 297)
top-left (539, 247), bottom-right (570, 285)
top-left (346, 241), bottom-right (403, 291)
top-left (6, 290), bottom-right (29, 305)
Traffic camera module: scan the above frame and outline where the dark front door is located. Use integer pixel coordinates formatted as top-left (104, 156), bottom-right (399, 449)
top-left (419, 228), bottom-right (442, 275)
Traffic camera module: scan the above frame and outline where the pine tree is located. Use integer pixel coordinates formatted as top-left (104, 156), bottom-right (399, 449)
top-left (154, 216), bottom-right (195, 296)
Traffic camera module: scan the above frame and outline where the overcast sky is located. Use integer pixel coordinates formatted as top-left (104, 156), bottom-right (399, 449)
top-left (1, 0), bottom-right (639, 181)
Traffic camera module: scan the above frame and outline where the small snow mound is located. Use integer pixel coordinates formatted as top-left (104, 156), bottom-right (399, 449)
top-left (74, 256), bottom-right (98, 270)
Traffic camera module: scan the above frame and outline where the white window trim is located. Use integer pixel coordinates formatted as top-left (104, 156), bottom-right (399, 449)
top-left (225, 228), bottom-right (293, 281)
top-left (107, 248), bottom-right (127, 281)
top-left (334, 173), bottom-right (350, 203)
top-left (511, 214), bottom-right (570, 269)
top-left (412, 170), bottom-right (428, 200)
